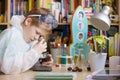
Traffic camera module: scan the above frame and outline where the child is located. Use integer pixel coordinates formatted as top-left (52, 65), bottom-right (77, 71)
top-left (0, 8), bottom-right (58, 74)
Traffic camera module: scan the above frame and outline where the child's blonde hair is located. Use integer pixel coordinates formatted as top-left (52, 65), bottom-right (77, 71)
top-left (24, 8), bottom-right (51, 26)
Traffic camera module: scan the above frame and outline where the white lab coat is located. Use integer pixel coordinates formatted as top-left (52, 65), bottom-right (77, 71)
top-left (0, 15), bottom-right (43, 74)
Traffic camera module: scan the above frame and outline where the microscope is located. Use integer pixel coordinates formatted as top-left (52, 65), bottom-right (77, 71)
top-left (32, 36), bottom-right (52, 71)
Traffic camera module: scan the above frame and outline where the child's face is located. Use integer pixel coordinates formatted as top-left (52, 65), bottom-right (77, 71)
top-left (23, 22), bottom-right (52, 43)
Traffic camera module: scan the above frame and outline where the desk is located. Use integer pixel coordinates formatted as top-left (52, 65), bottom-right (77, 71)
top-left (0, 66), bottom-right (91, 80)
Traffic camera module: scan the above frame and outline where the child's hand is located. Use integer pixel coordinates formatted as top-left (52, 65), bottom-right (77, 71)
top-left (33, 38), bottom-right (47, 54)
top-left (42, 54), bottom-right (53, 66)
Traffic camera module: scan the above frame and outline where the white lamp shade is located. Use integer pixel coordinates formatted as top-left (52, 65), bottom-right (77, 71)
top-left (90, 6), bottom-right (111, 31)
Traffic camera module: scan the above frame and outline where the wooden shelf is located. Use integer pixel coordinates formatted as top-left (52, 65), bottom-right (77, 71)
top-left (111, 23), bottom-right (119, 26)
top-left (0, 23), bottom-right (8, 25)
top-left (88, 22), bottom-right (119, 26)
top-left (58, 23), bottom-right (70, 25)
top-left (58, 22), bottom-right (119, 26)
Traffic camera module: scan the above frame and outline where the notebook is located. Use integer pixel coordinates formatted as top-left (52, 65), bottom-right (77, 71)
top-left (92, 69), bottom-right (120, 80)
top-left (34, 72), bottom-right (77, 80)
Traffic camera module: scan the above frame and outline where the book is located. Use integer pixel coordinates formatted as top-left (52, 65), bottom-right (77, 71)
top-left (41, 0), bottom-right (53, 9)
top-left (108, 37), bottom-right (115, 56)
top-left (117, 34), bottom-right (120, 56)
top-left (114, 33), bottom-right (118, 56)
top-left (28, 0), bottom-right (34, 11)
top-left (10, 0), bottom-right (15, 16)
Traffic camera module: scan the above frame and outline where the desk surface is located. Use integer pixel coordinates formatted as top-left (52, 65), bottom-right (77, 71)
top-left (0, 66), bottom-right (91, 80)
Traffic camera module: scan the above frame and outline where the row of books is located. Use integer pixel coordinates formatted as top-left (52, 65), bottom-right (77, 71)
top-left (10, 0), bottom-right (53, 16)
top-left (11, 0), bottom-right (74, 15)
top-left (10, 0), bottom-right (76, 22)
top-left (83, 0), bottom-right (119, 20)
top-left (10, 0), bottom-right (119, 23)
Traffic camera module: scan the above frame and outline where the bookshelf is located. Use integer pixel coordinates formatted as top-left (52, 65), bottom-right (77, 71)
top-left (0, 0), bottom-right (119, 38)
top-left (0, 0), bottom-right (119, 26)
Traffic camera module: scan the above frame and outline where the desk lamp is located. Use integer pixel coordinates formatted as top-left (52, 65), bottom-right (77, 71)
top-left (90, 6), bottom-right (120, 70)
top-left (90, 6), bottom-right (111, 31)
top-left (87, 6), bottom-right (111, 52)
top-left (90, 8), bottom-right (120, 80)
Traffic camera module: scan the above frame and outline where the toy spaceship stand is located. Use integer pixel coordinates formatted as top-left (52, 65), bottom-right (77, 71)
top-left (70, 6), bottom-right (89, 61)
